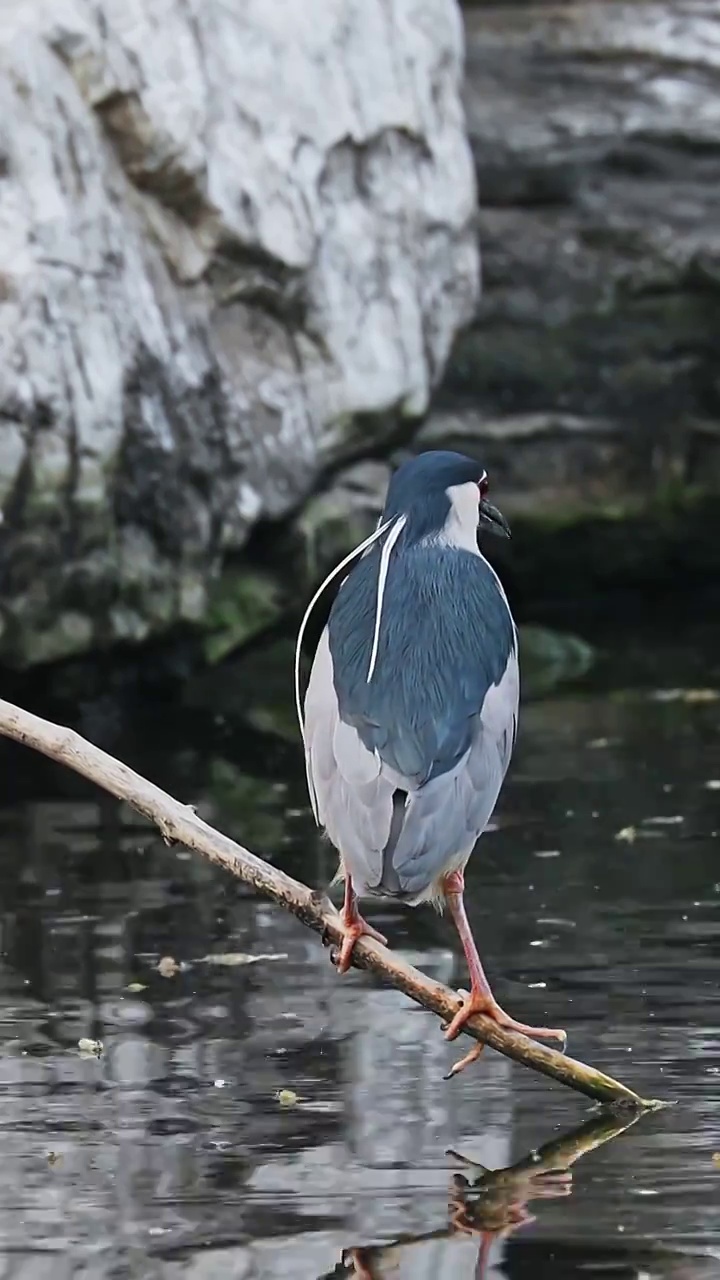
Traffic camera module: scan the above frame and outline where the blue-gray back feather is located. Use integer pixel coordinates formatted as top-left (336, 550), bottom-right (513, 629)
top-left (328, 541), bottom-right (514, 785)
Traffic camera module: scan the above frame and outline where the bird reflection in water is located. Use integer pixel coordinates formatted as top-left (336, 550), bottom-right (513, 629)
top-left (330, 1109), bottom-right (644, 1280)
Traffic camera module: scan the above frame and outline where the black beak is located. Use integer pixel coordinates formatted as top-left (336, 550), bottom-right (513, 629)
top-left (479, 497), bottom-right (511, 539)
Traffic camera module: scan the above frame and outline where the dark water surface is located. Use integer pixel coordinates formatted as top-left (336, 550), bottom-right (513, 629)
top-left (0, 623), bottom-right (719, 1278)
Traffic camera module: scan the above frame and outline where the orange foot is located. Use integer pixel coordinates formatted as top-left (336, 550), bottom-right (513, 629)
top-left (443, 989), bottom-right (567, 1078)
top-left (335, 915), bottom-right (387, 974)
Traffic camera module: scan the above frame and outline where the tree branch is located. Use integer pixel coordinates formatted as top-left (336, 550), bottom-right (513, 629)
top-left (0, 697), bottom-right (662, 1110)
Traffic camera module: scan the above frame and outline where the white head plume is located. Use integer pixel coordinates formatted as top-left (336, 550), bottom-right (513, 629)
top-left (294, 517), bottom-right (398, 749)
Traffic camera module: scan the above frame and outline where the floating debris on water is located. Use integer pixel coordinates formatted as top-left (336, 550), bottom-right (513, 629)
top-left (650, 688), bottom-right (719, 704)
top-left (78, 1038), bottom-right (103, 1058)
top-left (196, 952), bottom-right (287, 967)
top-left (275, 1089), bottom-right (298, 1108)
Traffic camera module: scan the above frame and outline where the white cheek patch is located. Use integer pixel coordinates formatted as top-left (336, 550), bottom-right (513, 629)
top-left (442, 481), bottom-right (482, 552)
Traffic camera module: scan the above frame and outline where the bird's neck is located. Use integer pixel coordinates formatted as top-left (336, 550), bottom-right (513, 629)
top-left (431, 509), bottom-right (481, 555)
top-left (395, 508), bottom-right (481, 556)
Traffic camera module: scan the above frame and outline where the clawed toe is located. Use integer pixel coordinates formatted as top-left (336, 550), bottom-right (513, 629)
top-left (334, 918), bottom-right (388, 974)
top-left (492, 1012), bottom-right (567, 1049)
top-left (442, 990), bottom-right (567, 1077)
top-left (444, 1039), bottom-right (485, 1079)
top-left (331, 880), bottom-right (388, 975)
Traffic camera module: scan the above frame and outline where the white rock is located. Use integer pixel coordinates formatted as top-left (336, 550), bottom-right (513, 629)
top-left (0, 0), bottom-right (478, 664)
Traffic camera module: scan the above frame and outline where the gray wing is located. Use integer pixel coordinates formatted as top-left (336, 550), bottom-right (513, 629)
top-left (389, 645), bottom-right (519, 897)
top-left (303, 626), bottom-right (396, 891)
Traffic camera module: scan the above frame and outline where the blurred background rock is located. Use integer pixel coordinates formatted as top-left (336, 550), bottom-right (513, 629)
top-left (1, 0), bottom-right (718, 698)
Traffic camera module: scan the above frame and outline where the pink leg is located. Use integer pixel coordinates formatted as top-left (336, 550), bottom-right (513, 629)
top-left (347, 1247), bottom-right (376, 1279)
top-left (442, 869), bottom-right (566, 1076)
top-left (475, 1233), bottom-right (494, 1280)
top-left (335, 876), bottom-right (387, 974)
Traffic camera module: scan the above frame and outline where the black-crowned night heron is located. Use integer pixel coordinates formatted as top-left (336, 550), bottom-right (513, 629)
top-left (295, 451), bottom-right (566, 1074)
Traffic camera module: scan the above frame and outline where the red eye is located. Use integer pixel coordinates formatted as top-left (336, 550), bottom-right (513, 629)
top-left (478, 474), bottom-right (489, 497)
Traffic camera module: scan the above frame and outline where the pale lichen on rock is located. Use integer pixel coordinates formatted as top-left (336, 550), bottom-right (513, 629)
top-left (0, 0), bottom-right (478, 665)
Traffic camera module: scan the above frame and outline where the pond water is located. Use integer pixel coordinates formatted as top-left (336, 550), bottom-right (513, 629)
top-left (0, 619), bottom-right (718, 1279)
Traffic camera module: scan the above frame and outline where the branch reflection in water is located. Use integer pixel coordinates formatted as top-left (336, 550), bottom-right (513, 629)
top-left (331, 1109), bottom-right (645, 1280)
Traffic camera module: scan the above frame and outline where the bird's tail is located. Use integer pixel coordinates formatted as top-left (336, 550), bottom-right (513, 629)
top-left (376, 789), bottom-right (408, 895)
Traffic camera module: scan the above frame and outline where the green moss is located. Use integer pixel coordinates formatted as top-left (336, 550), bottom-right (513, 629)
top-left (183, 637), bottom-right (299, 741)
top-left (510, 481), bottom-right (714, 533)
top-left (508, 487), bottom-right (720, 603)
top-left (296, 495), bottom-right (376, 586)
top-left (445, 325), bottom-right (579, 401)
top-left (519, 626), bottom-right (596, 698)
top-left (443, 285), bottom-right (719, 417)
top-left (207, 760), bottom-right (287, 849)
top-left (203, 568), bottom-right (281, 664)
top-left (17, 611), bottom-right (94, 667)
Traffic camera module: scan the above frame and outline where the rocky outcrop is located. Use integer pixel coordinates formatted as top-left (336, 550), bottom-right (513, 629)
top-left (278, 1), bottom-right (720, 618)
top-left (434, 0), bottom-right (720, 520)
top-left (0, 0), bottom-right (477, 666)
top-left (5, 0), bottom-right (719, 673)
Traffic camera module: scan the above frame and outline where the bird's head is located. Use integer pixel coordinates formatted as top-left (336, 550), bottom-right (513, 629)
top-left (382, 450), bottom-right (511, 548)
